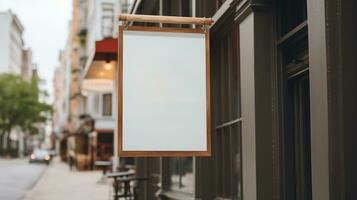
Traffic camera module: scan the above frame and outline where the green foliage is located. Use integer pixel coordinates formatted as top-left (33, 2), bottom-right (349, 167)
top-left (0, 74), bottom-right (52, 136)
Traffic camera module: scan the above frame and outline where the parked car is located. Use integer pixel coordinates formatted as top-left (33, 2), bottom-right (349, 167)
top-left (29, 149), bottom-right (51, 165)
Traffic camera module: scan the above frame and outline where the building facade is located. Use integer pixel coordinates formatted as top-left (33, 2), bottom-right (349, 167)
top-left (0, 10), bottom-right (24, 75)
top-left (21, 48), bottom-right (33, 80)
top-left (52, 51), bottom-right (71, 155)
top-left (127, 0), bottom-right (357, 200)
top-left (0, 10), bottom-right (33, 80)
top-left (0, 10), bottom-right (36, 157)
top-left (55, 0), bottom-right (129, 169)
top-left (83, 0), bottom-right (119, 162)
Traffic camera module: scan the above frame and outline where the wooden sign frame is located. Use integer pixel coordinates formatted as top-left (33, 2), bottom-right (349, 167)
top-left (118, 25), bottom-right (211, 157)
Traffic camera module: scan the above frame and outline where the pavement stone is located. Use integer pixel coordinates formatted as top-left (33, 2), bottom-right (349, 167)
top-left (24, 158), bottom-right (111, 200)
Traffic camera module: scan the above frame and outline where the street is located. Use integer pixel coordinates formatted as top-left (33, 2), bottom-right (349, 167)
top-left (24, 158), bottom-right (108, 200)
top-left (0, 158), bottom-right (47, 200)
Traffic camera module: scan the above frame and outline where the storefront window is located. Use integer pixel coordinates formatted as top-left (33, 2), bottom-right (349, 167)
top-left (101, 3), bottom-right (114, 38)
top-left (102, 93), bottom-right (112, 116)
top-left (212, 24), bottom-right (242, 199)
top-left (278, 0), bottom-right (311, 199)
top-left (279, 0), bottom-right (307, 36)
top-left (93, 93), bottom-right (100, 115)
top-left (170, 157), bottom-right (194, 193)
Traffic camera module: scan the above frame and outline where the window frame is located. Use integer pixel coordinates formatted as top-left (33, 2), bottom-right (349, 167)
top-left (101, 2), bottom-right (115, 38)
top-left (277, 0), bottom-right (312, 199)
top-left (210, 21), bottom-right (242, 199)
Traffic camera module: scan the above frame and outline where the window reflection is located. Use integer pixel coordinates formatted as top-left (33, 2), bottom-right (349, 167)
top-left (170, 157), bottom-right (194, 193)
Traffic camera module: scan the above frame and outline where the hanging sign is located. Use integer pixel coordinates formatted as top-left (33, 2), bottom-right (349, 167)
top-left (118, 14), bottom-right (213, 157)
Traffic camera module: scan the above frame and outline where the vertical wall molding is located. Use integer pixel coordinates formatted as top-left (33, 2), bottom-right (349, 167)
top-left (240, 13), bottom-right (257, 200)
top-left (306, 1), bottom-right (330, 200)
top-left (239, 3), bottom-right (274, 199)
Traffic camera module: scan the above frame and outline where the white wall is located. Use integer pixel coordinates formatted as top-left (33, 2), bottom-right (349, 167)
top-left (0, 12), bottom-right (11, 74)
top-left (0, 11), bottom-right (24, 75)
top-left (53, 31), bottom-right (72, 135)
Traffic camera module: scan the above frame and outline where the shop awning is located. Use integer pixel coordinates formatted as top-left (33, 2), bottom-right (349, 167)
top-left (83, 38), bottom-right (117, 92)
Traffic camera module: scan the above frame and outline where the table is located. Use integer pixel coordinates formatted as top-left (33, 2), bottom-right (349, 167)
top-left (107, 171), bottom-right (148, 200)
top-left (94, 161), bottom-right (112, 182)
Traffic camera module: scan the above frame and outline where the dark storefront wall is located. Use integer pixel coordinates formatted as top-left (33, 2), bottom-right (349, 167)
top-left (196, 9), bottom-right (242, 200)
top-left (131, 0), bottom-right (357, 199)
top-left (131, 1), bottom-right (245, 199)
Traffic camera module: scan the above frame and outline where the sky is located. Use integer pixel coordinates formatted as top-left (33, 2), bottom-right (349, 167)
top-left (0, 0), bottom-right (72, 103)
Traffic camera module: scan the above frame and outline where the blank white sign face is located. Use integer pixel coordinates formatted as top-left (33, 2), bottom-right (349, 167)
top-left (120, 28), bottom-right (208, 155)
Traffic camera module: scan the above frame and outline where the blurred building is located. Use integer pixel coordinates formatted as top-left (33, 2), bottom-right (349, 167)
top-left (52, 51), bottom-right (71, 156)
top-left (0, 10), bottom-right (24, 75)
top-left (21, 48), bottom-right (33, 80)
top-left (52, 0), bottom-right (84, 166)
top-left (0, 10), bottom-right (33, 79)
top-left (81, 0), bottom-right (120, 166)
top-left (54, 0), bottom-right (131, 170)
top-left (0, 10), bottom-right (37, 157)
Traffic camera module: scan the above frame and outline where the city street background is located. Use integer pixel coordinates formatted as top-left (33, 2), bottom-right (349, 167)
top-left (0, 0), bottom-right (356, 199)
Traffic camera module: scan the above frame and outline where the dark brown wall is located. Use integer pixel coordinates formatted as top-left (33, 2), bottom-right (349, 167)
top-left (324, 0), bottom-right (357, 199)
top-left (131, 0), bottom-right (357, 199)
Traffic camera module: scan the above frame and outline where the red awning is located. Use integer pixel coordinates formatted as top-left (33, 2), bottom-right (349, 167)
top-left (92, 38), bottom-right (118, 61)
top-left (83, 38), bottom-right (118, 80)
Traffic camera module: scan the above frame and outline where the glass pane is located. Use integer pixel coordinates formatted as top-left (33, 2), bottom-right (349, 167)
top-left (282, 36), bottom-right (308, 67)
top-left (279, 0), bottom-right (307, 35)
top-left (289, 74), bottom-right (312, 200)
top-left (227, 25), bottom-right (240, 120)
top-left (283, 72), bottom-right (312, 200)
top-left (101, 3), bottom-right (114, 38)
top-left (212, 23), bottom-right (242, 199)
top-left (102, 93), bottom-right (112, 116)
top-left (170, 157), bottom-right (194, 193)
top-left (102, 17), bottom-right (113, 38)
top-left (231, 123), bottom-right (242, 200)
top-left (93, 93), bottom-right (100, 115)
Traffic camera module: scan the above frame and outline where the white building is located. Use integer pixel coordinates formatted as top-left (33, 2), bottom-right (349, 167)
top-left (83, 0), bottom-right (120, 132)
top-left (53, 37), bottom-right (71, 137)
top-left (0, 10), bottom-right (36, 156)
top-left (53, 0), bottom-right (134, 167)
top-left (21, 48), bottom-right (33, 80)
top-left (52, 52), bottom-right (71, 135)
top-left (0, 10), bottom-right (25, 75)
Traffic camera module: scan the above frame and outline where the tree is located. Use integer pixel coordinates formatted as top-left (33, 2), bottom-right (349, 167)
top-left (0, 74), bottom-right (52, 155)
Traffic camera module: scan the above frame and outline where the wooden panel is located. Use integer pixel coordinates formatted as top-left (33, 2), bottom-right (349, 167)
top-left (119, 14), bottom-right (213, 25)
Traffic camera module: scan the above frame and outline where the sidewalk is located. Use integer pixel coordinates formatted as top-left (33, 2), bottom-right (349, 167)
top-left (25, 158), bottom-right (111, 200)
